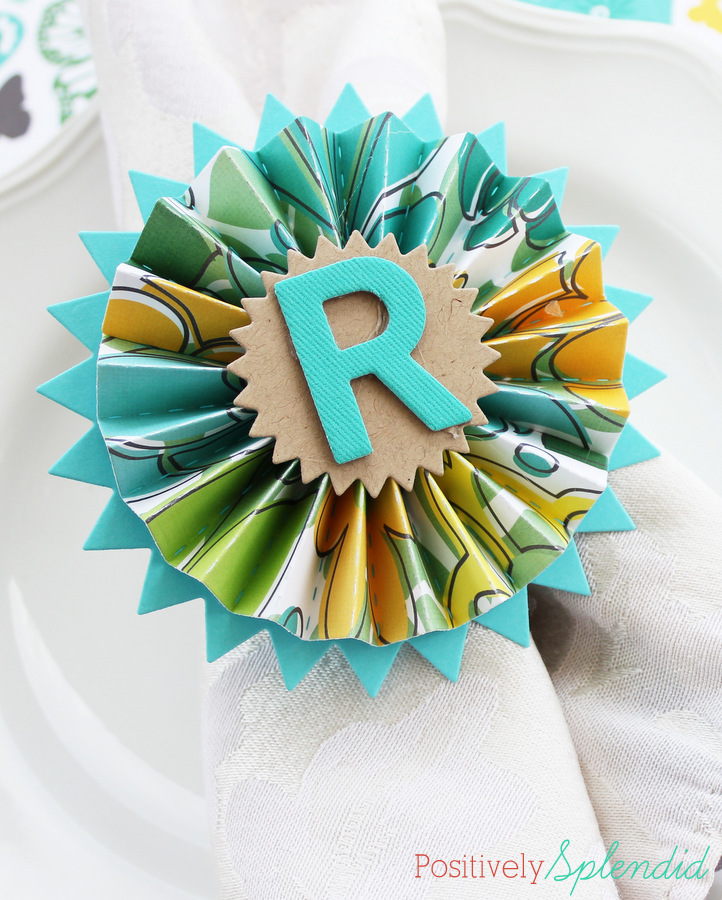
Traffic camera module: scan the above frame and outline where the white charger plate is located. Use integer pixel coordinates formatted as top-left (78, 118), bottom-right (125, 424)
top-left (1, 1), bottom-right (721, 895)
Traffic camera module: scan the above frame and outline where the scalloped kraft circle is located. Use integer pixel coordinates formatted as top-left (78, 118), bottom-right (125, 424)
top-left (230, 231), bottom-right (500, 497)
top-left (38, 86), bottom-right (664, 695)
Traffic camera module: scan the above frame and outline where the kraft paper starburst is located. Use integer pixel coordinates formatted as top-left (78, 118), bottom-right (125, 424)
top-left (230, 231), bottom-right (500, 496)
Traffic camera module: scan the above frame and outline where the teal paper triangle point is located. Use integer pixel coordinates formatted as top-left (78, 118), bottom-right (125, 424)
top-left (84, 492), bottom-right (154, 550)
top-left (402, 94), bottom-right (443, 142)
top-left (624, 353), bottom-right (666, 399)
top-left (79, 231), bottom-right (140, 285)
top-left (324, 84), bottom-right (370, 133)
top-left (204, 597), bottom-right (267, 662)
top-left (48, 292), bottom-right (109, 351)
top-left (270, 625), bottom-right (331, 690)
top-left (610, 422), bottom-right (660, 470)
top-left (138, 551), bottom-right (205, 614)
top-left (570, 225), bottom-right (619, 258)
top-left (254, 95), bottom-right (296, 150)
top-left (409, 623), bottom-right (469, 681)
top-left (478, 122), bottom-right (506, 172)
top-left (534, 167), bottom-right (569, 208)
top-left (605, 285), bottom-right (653, 322)
top-left (129, 171), bottom-right (189, 222)
top-left (37, 355), bottom-right (97, 421)
top-left (193, 122), bottom-right (240, 175)
top-left (337, 640), bottom-right (401, 697)
top-left (476, 589), bottom-right (530, 647)
top-left (533, 542), bottom-right (590, 595)
top-left (577, 487), bottom-right (635, 533)
top-left (50, 425), bottom-right (114, 488)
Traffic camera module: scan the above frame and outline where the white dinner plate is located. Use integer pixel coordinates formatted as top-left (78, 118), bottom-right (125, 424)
top-left (1, 1), bottom-right (721, 895)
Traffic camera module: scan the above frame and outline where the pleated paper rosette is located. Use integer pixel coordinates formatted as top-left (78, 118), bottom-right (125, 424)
top-left (40, 87), bottom-right (664, 695)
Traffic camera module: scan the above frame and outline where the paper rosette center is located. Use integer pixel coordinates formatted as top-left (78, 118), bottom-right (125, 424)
top-left (229, 232), bottom-right (500, 497)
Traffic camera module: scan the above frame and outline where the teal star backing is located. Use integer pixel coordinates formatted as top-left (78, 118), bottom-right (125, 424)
top-left (39, 85), bottom-right (662, 696)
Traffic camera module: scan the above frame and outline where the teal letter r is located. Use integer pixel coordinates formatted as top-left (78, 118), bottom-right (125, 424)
top-left (274, 256), bottom-right (471, 465)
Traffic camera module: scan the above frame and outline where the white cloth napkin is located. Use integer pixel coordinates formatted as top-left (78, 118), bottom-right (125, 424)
top-left (77, 0), bottom-right (447, 228)
top-left (77, 2), bottom-right (722, 897)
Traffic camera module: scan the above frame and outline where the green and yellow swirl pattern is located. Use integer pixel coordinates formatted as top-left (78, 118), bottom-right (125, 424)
top-left (95, 108), bottom-right (629, 646)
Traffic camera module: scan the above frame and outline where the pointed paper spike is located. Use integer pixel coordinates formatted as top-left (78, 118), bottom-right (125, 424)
top-left (336, 640), bottom-right (401, 697)
top-left (48, 292), bottom-right (108, 351)
top-left (610, 422), bottom-right (660, 470)
top-left (570, 225), bottom-right (619, 258)
top-left (193, 122), bottom-right (241, 175)
top-left (139, 551), bottom-right (208, 614)
top-left (476, 589), bottom-right (530, 647)
top-left (324, 83), bottom-right (370, 133)
top-left (577, 487), bottom-right (635, 533)
top-left (402, 93), bottom-right (443, 141)
top-left (477, 122), bottom-right (506, 172)
top-left (605, 285), bottom-right (653, 322)
top-left (623, 353), bottom-right (666, 399)
top-left (79, 232), bottom-right (140, 285)
top-left (50, 425), bottom-right (113, 487)
top-left (254, 95), bottom-right (296, 150)
top-left (270, 625), bottom-right (331, 690)
top-left (37, 355), bottom-right (97, 420)
top-left (409, 623), bottom-right (469, 681)
top-left (129, 171), bottom-right (190, 221)
top-left (532, 542), bottom-right (590, 596)
top-left (204, 596), bottom-right (267, 662)
top-left (534, 167), bottom-right (569, 208)
top-left (84, 492), bottom-right (154, 550)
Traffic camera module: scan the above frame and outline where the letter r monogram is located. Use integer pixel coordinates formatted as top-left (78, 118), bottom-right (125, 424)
top-left (274, 256), bottom-right (472, 465)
